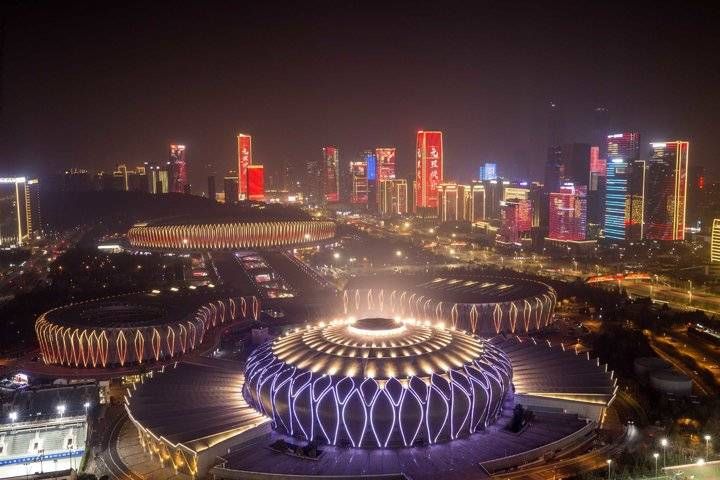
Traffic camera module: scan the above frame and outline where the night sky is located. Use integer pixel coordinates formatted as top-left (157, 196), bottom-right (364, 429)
top-left (1, 1), bottom-right (719, 189)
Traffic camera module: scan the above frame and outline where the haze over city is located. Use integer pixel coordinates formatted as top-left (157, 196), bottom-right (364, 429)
top-left (1, 1), bottom-right (719, 185)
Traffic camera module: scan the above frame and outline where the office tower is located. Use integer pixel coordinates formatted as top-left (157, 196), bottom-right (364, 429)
top-left (561, 143), bottom-right (591, 186)
top-left (479, 163), bottom-right (497, 181)
top-left (415, 131), bottom-right (443, 209)
top-left (645, 141), bottom-right (689, 241)
top-left (25, 179), bottom-right (41, 236)
top-left (379, 179), bottom-right (408, 216)
top-left (223, 173), bottom-right (239, 204)
top-left (588, 146), bottom-right (607, 228)
top-left (500, 199), bottom-right (532, 244)
top-left (593, 106), bottom-right (610, 158)
top-left (114, 164), bottom-right (129, 191)
top-left (321, 146), bottom-right (340, 203)
top-left (350, 159), bottom-right (368, 205)
top-left (604, 158), bottom-right (645, 242)
top-left (544, 146), bottom-right (564, 193)
top-left (168, 144), bottom-right (188, 193)
top-left (712, 219), bottom-right (720, 263)
top-left (503, 183), bottom-right (530, 201)
top-left (376, 148), bottom-right (396, 181)
top-left (469, 182), bottom-right (486, 222)
top-left (607, 132), bottom-right (640, 163)
top-left (547, 183), bottom-right (588, 242)
top-left (0, 177), bottom-right (40, 246)
top-left (247, 165), bottom-right (265, 201)
top-left (364, 150), bottom-right (378, 211)
top-left (237, 134), bottom-right (252, 200)
top-left (482, 179), bottom-right (504, 220)
top-left (688, 165), bottom-right (705, 230)
top-left (304, 159), bottom-right (323, 204)
top-left (548, 102), bottom-right (563, 147)
top-left (208, 176), bottom-right (216, 202)
top-left (438, 183), bottom-right (471, 222)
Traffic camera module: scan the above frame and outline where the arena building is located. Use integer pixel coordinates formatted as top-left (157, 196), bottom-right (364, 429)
top-left (35, 289), bottom-right (259, 368)
top-left (126, 211), bottom-right (335, 251)
top-left (243, 316), bottom-right (513, 447)
top-left (344, 275), bottom-right (557, 335)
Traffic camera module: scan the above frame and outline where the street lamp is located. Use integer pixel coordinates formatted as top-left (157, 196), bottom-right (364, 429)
top-left (661, 438), bottom-right (668, 467)
top-left (83, 402), bottom-right (90, 416)
top-left (606, 458), bottom-right (612, 479)
top-left (653, 452), bottom-right (659, 478)
top-left (56, 404), bottom-right (66, 418)
top-left (704, 434), bottom-right (711, 459)
top-left (395, 250), bottom-right (402, 257)
top-left (697, 458), bottom-right (705, 466)
top-left (8, 411), bottom-right (17, 423)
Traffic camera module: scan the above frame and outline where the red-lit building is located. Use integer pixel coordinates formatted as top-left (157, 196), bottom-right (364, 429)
top-left (547, 184), bottom-right (588, 241)
top-left (247, 165), bottom-right (265, 201)
top-left (499, 199), bottom-right (532, 244)
top-left (415, 131), bottom-right (443, 209)
top-left (645, 141), bottom-right (689, 241)
top-left (237, 134), bottom-right (252, 200)
top-left (589, 146), bottom-right (606, 177)
top-left (322, 146), bottom-right (340, 203)
top-left (376, 148), bottom-right (397, 182)
top-left (168, 144), bottom-right (188, 193)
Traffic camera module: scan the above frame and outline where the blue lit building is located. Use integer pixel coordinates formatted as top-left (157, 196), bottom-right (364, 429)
top-left (603, 158), bottom-right (645, 242)
top-left (479, 162), bottom-right (497, 181)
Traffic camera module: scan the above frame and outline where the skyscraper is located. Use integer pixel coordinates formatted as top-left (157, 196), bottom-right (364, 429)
top-left (544, 146), bottom-right (564, 193)
top-left (479, 163), bottom-right (497, 181)
top-left (499, 199), bottom-right (532, 244)
top-left (645, 141), bottom-right (689, 241)
top-left (547, 183), bottom-right (587, 242)
top-left (207, 176), bottom-right (216, 202)
top-left (379, 179), bottom-right (408, 216)
top-left (247, 165), bottom-right (265, 201)
top-left (469, 182), bottom-right (486, 222)
top-left (168, 144), bottom-right (188, 193)
top-left (0, 177), bottom-right (40, 246)
top-left (223, 173), bottom-right (239, 205)
top-left (237, 134), bottom-right (252, 200)
top-left (711, 219), bottom-right (720, 264)
top-left (561, 143), bottom-right (591, 186)
top-left (376, 148), bottom-right (396, 182)
top-left (415, 131), bottom-right (443, 209)
top-left (603, 133), bottom-right (644, 242)
top-left (321, 146), bottom-right (340, 203)
top-left (350, 158), bottom-right (368, 205)
top-left (438, 183), bottom-right (471, 222)
top-left (364, 150), bottom-right (378, 211)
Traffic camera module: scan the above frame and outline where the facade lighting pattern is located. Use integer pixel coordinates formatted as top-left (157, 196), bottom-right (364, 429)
top-left (127, 221), bottom-right (336, 250)
top-left (243, 317), bottom-right (512, 447)
top-left (36, 295), bottom-right (259, 368)
top-left (342, 282), bottom-right (556, 336)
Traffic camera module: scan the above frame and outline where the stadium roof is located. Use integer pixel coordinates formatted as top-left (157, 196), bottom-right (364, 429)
top-left (135, 204), bottom-right (310, 227)
top-left (493, 336), bottom-right (617, 406)
top-left (125, 361), bottom-right (269, 454)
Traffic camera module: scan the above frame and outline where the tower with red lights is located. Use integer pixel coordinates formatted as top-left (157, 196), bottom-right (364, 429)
top-left (415, 131), bottom-right (443, 209)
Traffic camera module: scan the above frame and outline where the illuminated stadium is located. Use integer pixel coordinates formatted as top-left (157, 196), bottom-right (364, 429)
top-left (35, 289), bottom-right (259, 368)
top-left (243, 316), bottom-right (512, 447)
top-left (126, 211), bottom-right (336, 251)
top-left (344, 275), bottom-right (557, 335)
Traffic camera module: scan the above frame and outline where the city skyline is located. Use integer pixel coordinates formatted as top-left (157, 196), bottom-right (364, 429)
top-left (1, 2), bottom-right (718, 187)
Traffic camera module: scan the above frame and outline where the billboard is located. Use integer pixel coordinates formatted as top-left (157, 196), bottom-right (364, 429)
top-left (237, 134), bottom-right (252, 199)
top-left (415, 131), bottom-right (443, 208)
top-left (323, 146), bottom-right (339, 202)
top-left (247, 165), bottom-right (265, 201)
top-left (376, 148), bottom-right (396, 182)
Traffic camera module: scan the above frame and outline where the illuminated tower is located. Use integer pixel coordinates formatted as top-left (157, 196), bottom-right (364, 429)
top-left (322, 146), bottom-right (340, 203)
top-left (168, 144), bottom-right (188, 193)
top-left (247, 165), bottom-right (265, 201)
top-left (415, 131), bottom-right (443, 209)
top-left (350, 158), bottom-right (368, 204)
top-left (375, 148), bottom-right (396, 182)
top-left (438, 183), bottom-right (471, 222)
top-left (547, 183), bottom-right (587, 241)
top-left (0, 177), bottom-right (40, 246)
top-left (237, 134), bottom-right (252, 200)
top-left (711, 219), bottom-right (720, 264)
top-left (603, 132), bottom-right (644, 242)
top-left (645, 141), bottom-right (689, 241)
top-left (499, 199), bottom-right (532, 244)
top-left (379, 179), bottom-right (408, 216)
top-left (479, 163), bottom-right (497, 181)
